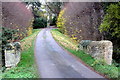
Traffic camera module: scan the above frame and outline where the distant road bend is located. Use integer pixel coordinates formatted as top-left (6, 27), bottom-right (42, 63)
top-left (35, 28), bottom-right (107, 79)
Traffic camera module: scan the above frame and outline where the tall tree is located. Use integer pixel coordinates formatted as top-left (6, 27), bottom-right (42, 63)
top-left (46, 2), bottom-right (63, 16)
top-left (45, 2), bottom-right (64, 26)
top-left (24, 1), bottom-right (48, 28)
top-left (25, 0), bottom-right (41, 18)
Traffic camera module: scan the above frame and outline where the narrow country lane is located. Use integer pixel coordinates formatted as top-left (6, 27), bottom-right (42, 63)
top-left (35, 28), bottom-right (107, 79)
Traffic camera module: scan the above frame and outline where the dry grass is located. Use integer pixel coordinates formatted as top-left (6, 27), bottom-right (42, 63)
top-left (51, 29), bottom-right (78, 50)
top-left (20, 29), bottom-right (40, 51)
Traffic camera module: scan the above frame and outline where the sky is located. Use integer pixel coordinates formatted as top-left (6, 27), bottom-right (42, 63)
top-left (39, 0), bottom-right (46, 4)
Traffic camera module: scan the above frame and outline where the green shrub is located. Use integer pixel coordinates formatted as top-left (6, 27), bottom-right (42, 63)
top-left (0, 27), bottom-right (18, 49)
top-left (33, 17), bottom-right (47, 29)
top-left (99, 3), bottom-right (120, 37)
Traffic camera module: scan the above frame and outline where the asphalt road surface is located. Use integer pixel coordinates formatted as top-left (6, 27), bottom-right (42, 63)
top-left (35, 28), bottom-right (107, 79)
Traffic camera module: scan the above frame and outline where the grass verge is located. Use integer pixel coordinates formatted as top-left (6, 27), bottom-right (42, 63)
top-left (51, 29), bottom-right (119, 79)
top-left (2, 29), bottom-right (40, 78)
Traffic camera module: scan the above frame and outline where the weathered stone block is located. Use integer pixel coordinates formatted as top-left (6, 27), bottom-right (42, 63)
top-left (79, 40), bottom-right (113, 65)
top-left (5, 42), bottom-right (21, 68)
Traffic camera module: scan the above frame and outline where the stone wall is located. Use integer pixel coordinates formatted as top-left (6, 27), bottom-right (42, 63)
top-left (79, 40), bottom-right (113, 65)
top-left (5, 42), bottom-right (21, 68)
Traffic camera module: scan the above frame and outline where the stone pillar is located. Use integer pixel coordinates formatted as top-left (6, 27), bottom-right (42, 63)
top-left (79, 40), bottom-right (113, 65)
top-left (5, 42), bottom-right (21, 68)
top-left (102, 41), bottom-right (113, 65)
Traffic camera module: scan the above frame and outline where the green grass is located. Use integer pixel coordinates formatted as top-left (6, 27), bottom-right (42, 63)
top-left (51, 29), bottom-right (119, 79)
top-left (2, 29), bottom-right (40, 78)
